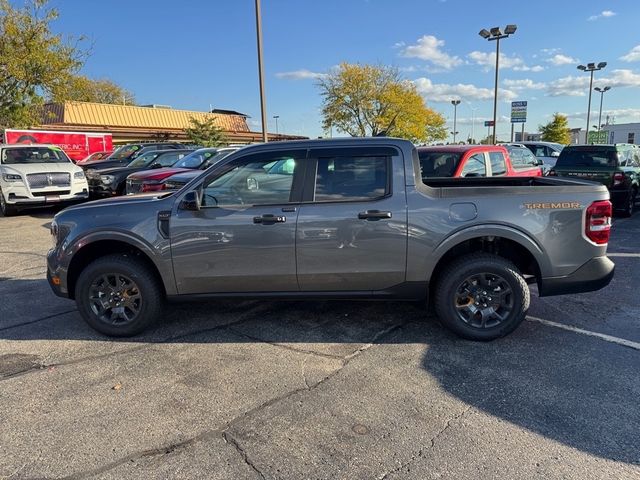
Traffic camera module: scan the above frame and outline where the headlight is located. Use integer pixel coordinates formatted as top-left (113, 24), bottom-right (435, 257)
top-left (100, 175), bottom-right (115, 185)
top-left (74, 171), bottom-right (85, 179)
top-left (2, 173), bottom-right (22, 182)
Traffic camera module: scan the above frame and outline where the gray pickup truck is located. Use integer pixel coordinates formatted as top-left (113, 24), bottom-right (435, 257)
top-left (47, 138), bottom-right (615, 340)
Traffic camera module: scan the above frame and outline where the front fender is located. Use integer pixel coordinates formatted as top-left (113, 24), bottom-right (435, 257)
top-left (61, 229), bottom-right (176, 296)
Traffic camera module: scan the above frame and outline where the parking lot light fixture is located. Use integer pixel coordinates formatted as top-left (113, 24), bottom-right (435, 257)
top-left (577, 62), bottom-right (607, 143)
top-left (479, 24), bottom-right (517, 144)
top-left (594, 86), bottom-right (611, 133)
top-left (451, 99), bottom-right (461, 143)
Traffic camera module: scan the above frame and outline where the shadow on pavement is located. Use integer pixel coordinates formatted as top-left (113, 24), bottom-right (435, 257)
top-left (2, 277), bottom-right (639, 467)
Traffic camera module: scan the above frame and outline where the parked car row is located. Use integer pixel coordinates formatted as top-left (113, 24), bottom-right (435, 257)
top-left (1, 139), bottom-right (637, 218)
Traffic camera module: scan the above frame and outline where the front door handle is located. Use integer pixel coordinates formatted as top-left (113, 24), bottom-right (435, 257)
top-left (253, 214), bottom-right (286, 224)
top-left (358, 210), bottom-right (392, 220)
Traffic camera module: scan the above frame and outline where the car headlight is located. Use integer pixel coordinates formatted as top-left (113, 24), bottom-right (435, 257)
top-left (74, 171), bottom-right (85, 179)
top-left (100, 175), bottom-right (115, 185)
top-left (2, 173), bottom-right (22, 182)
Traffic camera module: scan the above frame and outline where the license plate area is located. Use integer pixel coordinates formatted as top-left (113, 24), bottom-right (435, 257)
top-left (45, 195), bottom-right (61, 203)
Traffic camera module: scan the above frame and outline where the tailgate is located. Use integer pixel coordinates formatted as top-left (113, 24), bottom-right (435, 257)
top-left (554, 168), bottom-right (613, 188)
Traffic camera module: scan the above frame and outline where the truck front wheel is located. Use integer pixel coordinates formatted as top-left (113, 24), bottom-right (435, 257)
top-left (434, 253), bottom-right (530, 341)
top-left (75, 254), bottom-right (164, 337)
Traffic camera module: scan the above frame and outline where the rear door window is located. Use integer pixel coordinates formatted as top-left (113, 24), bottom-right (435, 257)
top-left (489, 151), bottom-right (507, 176)
top-left (313, 155), bottom-right (389, 202)
top-left (460, 153), bottom-right (487, 177)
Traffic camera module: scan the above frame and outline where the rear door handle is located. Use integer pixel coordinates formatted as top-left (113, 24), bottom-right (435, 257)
top-left (358, 210), bottom-right (392, 220)
top-left (253, 214), bottom-right (286, 224)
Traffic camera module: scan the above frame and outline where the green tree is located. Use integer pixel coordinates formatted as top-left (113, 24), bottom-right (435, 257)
top-left (317, 63), bottom-right (447, 143)
top-left (184, 117), bottom-right (228, 147)
top-left (55, 76), bottom-right (136, 105)
top-left (0, 0), bottom-right (87, 128)
top-left (539, 113), bottom-right (571, 144)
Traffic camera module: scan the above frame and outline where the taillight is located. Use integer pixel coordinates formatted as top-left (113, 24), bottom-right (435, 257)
top-left (613, 172), bottom-right (625, 186)
top-left (548, 169), bottom-right (556, 176)
top-left (585, 200), bottom-right (612, 244)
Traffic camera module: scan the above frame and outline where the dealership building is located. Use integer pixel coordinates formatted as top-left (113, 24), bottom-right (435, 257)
top-left (38, 101), bottom-right (305, 144)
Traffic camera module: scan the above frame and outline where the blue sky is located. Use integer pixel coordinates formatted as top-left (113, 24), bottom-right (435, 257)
top-left (47, 0), bottom-right (640, 140)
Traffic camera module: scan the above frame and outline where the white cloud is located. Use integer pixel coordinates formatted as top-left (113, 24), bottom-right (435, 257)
top-left (621, 45), bottom-right (640, 62)
top-left (275, 69), bottom-right (327, 80)
top-left (588, 10), bottom-right (616, 21)
top-left (503, 79), bottom-right (546, 90)
top-left (414, 77), bottom-right (517, 102)
top-left (547, 69), bottom-right (640, 96)
top-left (401, 35), bottom-right (463, 69)
top-left (468, 51), bottom-right (543, 72)
top-left (547, 54), bottom-right (578, 66)
top-left (392, 41), bottom-right (406, 49)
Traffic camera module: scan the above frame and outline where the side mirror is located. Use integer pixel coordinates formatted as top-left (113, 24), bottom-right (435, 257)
top-left (179, 191), bottom-right (201, 211)
top-left (550, 151), bottom-right (560, 158)
top-left (537, 158), bottom-right (545, 166)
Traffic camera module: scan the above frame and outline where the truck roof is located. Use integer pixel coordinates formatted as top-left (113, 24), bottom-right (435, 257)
top-left (230, 137), bottom-right (413, 155)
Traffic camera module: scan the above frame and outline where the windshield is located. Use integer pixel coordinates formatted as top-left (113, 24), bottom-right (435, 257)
top-left (1, 147), bottom-right (71, 164)
top-left (107, 145), bottom-right (142, 160)
top-left (127, 151), bottom-right (161, 168)
top-left (556, 148), bottom-right (617, 168)
top-left (173, 149), bottom-right (217, 169)
top-left (418, 152), bottom-right (462, 178)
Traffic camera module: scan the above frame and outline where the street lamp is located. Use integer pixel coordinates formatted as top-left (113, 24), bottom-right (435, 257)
top-left (479, 24), bottom-right (517, 144)
top-left (594, 86), bottom-right (611, 133)
top-left (273, 115), bottom-right (280, 135)
top-left (577, 62), bottom-right (607, 144)
top-left (451, 99), bottom-right (461, 143)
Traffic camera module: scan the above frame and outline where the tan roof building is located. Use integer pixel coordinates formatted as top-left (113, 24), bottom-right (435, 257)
top-left (40, 101), bottom-right (306, 144)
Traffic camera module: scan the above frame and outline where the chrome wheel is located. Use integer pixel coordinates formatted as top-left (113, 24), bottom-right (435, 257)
top-left (88, 273), bottom-right (142, 325)
top-left (453, 273), bottom-right (514, 329)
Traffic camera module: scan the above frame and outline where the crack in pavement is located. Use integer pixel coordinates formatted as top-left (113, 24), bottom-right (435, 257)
top-left (53, 321), bottom-right (407, 479)
top-left (222, 431), bottom-right (267, 480)
top-left (0, 309), bottom-right (78, 332)
top-left (377, 405), bottom-right (473, 480)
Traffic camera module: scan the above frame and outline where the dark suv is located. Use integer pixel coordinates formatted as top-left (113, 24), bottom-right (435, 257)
top-left (550, 144), bottom-right (639, 216)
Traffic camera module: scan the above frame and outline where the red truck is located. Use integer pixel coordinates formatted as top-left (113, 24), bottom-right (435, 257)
top-left (417, 144), bottom-right (543, 178)
top-left (2, 129), bottom-right (113, 163)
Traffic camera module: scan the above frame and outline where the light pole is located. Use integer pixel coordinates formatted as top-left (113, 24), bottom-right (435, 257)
top-left (451, 99), bottom-right (461, 143)
top-left (594, 86), bottom-right (611, 133)
top-left (273, 115), bottom-right (280, 135)
top-left (577, 62), bottom-right (607, 144)
top-left (255, 0), bottom-right (268, 142)
top-left (479, 24), bottom-right (517, 145)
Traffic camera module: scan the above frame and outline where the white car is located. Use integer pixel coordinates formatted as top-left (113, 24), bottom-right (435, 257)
top-left (0, 144), bottom-right (89, 216)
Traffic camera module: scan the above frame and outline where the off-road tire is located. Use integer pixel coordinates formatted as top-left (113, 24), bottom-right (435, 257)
top-left (434, 253), bottom-right (530, 341)
top-left (75, 254), bottom-right (164, 336)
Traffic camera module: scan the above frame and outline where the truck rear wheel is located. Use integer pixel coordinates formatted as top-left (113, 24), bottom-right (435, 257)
top-left (75, 254), bottom-right (164, 337)
top-left (434, 253), bottom-right (530, 341)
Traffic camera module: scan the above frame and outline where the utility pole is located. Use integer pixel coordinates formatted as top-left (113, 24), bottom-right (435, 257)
top-left (255, 0), bottom-right (268, 142)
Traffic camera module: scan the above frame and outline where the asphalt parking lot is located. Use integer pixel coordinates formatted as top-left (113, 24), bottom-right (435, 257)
top-left (1, 209), bottom-right (639, 479)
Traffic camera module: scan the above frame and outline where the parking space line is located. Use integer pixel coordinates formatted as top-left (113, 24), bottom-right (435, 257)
top-left (608, 253), bottom-right (640, 258)
top-left (527, 316), bottom-right (640, 351)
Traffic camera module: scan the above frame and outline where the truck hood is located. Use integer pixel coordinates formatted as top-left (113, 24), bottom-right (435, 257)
top-left (89, 165), bottom-right (145, 176)
top-left (128, 167), bottom-right (191, 182)
top-left (1, 162), bottom-right (82, 175)
top-left (65, 191), bottom-right (174, 211)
